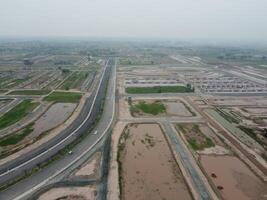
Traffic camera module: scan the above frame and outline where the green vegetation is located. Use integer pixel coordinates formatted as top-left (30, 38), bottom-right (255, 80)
top-left (7, 90), bottom-right (51, 95)
top-left (0, 123), bottom-right (34, 146)
top-left (60, 71), bottom-right (88, 90)
top-left (177, 124), bottom-right (215, 151)
top-left (0, 100), bottom-right (39, 130)
top-left (238, 125), bottom-right (266, 147)
top-left (126, 85), bottom-right (194, 94)
top-left (187, 137), bottom-right (214, 151)
top-left (131, 101), bottom-right (166, 115)
top-left (216, 108), bottom-right (240, 124)
top-left (43, 91), bottom-right (82, 103)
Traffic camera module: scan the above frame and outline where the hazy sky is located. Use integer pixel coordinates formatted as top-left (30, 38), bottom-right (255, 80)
top-left (1, 0), bottom-right (267, 42)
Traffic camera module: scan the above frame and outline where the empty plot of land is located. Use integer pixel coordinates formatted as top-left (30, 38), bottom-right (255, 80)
top-left (200, 155), bottom-right (267, 200)
top-left (118, 124), bottom-right (192, 200)
top-left (29, 103), bottom-right (76, 138)
top-left (74, 152), bottom-right (101, 178)
top-left (165, 100), bottom-right (194, 116)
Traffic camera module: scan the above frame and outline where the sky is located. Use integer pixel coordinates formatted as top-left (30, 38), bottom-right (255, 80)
top-left (0, 0), bottom-right (267, 42)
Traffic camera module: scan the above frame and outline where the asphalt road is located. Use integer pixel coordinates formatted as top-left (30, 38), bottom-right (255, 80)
top-left (161, 121), bottom-right (212, 200)
top-left (0, 58), bottom-right (115, 190)
top-left (0, 58), bottom-right (116, 200)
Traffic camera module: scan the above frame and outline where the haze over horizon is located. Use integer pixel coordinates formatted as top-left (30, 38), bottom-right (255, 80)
top-left (1, 0), bottom-right (267, 43)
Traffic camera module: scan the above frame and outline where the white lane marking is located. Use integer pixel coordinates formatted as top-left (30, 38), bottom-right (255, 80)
top-left (0, 60), bottom-right (110, 178)
top-left (13, 60), bottom-right (116, 200)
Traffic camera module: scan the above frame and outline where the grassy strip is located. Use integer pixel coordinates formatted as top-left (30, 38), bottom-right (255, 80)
top-left (0, 100), bottom-right (39, 130)
top-left (0, 123), bottom-right (34, 146)
top-left (126, 86), bottom-right (194, 94)
top-left (43, 91), bottom-right (82, 103)
top-left (130, 101), bottom-right (166, 115)
top-left (7, 90), bottom-right (51, 96)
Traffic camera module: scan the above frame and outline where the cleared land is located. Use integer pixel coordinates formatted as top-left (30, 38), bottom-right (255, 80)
top-left (200, 155), bottom-right (267, 200)
top-left (43, 91), bottom-right (82, 103)
top-left (7, 90), bottom-right (51, 96)
top-left (126, 86), bottom-right (194, 94)
top-left (0, 99), bottom-right (39, 130)
top-left (118, 124), bottom-right (192, 200)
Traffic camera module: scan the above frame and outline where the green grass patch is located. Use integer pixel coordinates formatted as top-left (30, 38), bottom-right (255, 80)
top-left (126, 86), bottom-right (194, 94)
top-left (131, 101), bottom-right (166, 115)
top-left (0, 100), bottom-right (39, 130)
top-left (7, 90), bottom-right (51, 95)
top-left (0, 123), bottom-right (34, 146)
top-left (187, 137), bottom-right (214, 151)
top-left (43, 91), bottom-right (82, 103)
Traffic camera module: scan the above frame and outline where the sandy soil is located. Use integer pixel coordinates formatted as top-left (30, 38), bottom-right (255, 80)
top-left (200, 155), bottom-right (267, 200)
top-left (74, 152), bottom-right (101, 178)
top-left (119, 124), bottom-right (192, 200)
top-left (165, 100), bottom-right (193, 117)
top-left (199, 145), bottom-right (231, 155)
top-left (118, 98), bottom-right (132, 120)
top-left (30, 103), bottom-right (76, 138)
top-left (38, 185), bottom-right (96, 200)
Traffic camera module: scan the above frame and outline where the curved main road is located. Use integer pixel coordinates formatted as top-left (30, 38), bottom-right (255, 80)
top-left (0, 58), bottom-right (116, 194)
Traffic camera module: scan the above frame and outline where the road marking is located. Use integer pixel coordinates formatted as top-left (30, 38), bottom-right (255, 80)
top-left (0, 59), bottom-right (110, 178)
top-left (13, 60), bottom-right (116, 200)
